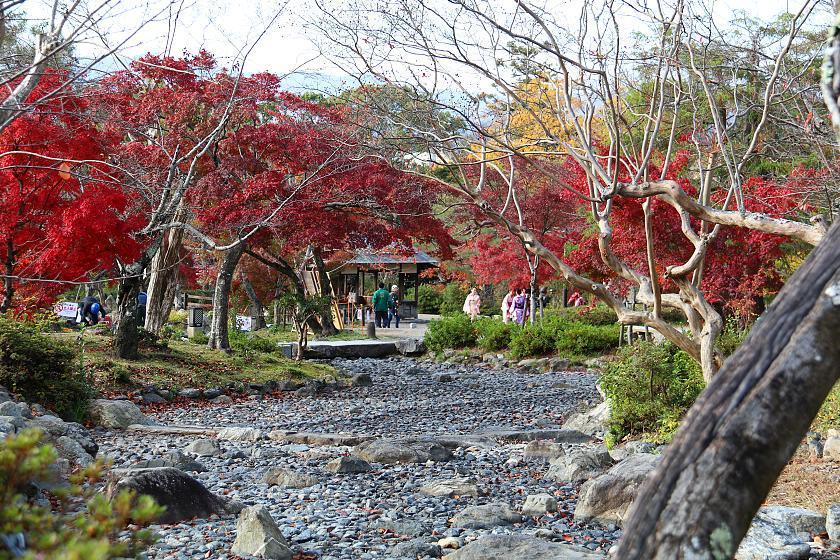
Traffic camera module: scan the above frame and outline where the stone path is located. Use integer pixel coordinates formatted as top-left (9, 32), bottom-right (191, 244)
top-left (97, 357), bottom-right (617, 559)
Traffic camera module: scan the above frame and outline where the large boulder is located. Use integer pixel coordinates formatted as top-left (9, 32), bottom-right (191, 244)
top-left (562, 401), bottom-right (610, 438)
top-left (395, 338), bottom-right (427, 356)
top-left (28, 415), bottom-right (98, 457)
top-left (373, 516), bottom-right (430, 537)
top-left (107, 467), bottom-right (234, 524)
top-left (523, 440), bottom-right (566, 461)
top-left (263, 468), bottom-right (319, 488)
top-left (608, 441), bottom-right (657, 462)
top-left (354, 438), bottom-right (452, 464)
top-left (419, 478), bottom-right (483, 498)
top-left (132, 450), bottom-right (207, 473)
top-left (54, 436), bottom-right (94, 467)
top-left (735, 510), bottom-right (811, 560)
top-left (185, 439), bottom-right (224, 457)
top-left (217, 427), bottom-right (263, 442)
top-left (450, 503), bottom-right (522, 529)
top-left (546, 445), bottom-right (613, 482)
top-left (444, 534), bottom-right (604, 559)
top-left (0, 401), bottom-right (22, 417)
top-left (522, 493), bottom-right (558, 516)
top-left (392, 538), bottom-right (441, 559)
top-left (231, 505), bottom-right (293, 560)
top-left (827, 503), bottom-right (840, 541)
top-left (88, 399), bottom-right (149, 429)
top-left (573, 453), bottom-right (660, 525)
top-left (824, 436), bottom-right (840, 461)
top-left (326, 456), bottom-right (372, 473)
top-left (759, 506), bottom-right (825, 537)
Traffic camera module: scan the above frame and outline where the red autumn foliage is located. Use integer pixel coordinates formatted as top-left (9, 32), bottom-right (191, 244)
top-left (0, 70), bottom-right (143, 311)
top-left (462, 152), bottom-right (805, 316)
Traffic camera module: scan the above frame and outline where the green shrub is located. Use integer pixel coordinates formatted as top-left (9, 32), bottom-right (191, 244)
top-left (229, 330), bottom-right (276, 354)
top-left (600, 342), bottom-right (705, 446)
top-left (0, 429), bottom-right (162, 559)
top-left (167, 309), bottom-right (187, 325)
top-left (475, 318), bottom-right (517, 352)
top-left (439, 284), bottom-right (467, 315)
top-left (0, 317), bottom-right (92, 422)
top-left (425, 314), bottom-right (477, 351)
top-left (814, 381), bottom-right (840, 433)
top-left (509, 323), bottom-right (556, 359)
top-left (189, 332), bottom-right (209, 345)
top-left (551, 304), bottom-right (618, 326)
top-left (555, 323), bottom-right (619, 356)
top-left (417, 285), bottom-right (444, 314)
top-left (716, 317), bottom-right (751, 357)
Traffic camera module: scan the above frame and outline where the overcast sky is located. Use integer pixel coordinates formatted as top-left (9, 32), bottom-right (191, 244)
top-left (20, 0), bottom-right (833, 92)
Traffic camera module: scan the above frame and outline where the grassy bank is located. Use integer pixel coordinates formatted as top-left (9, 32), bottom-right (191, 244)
top-left (54, 331), bottom-right (338, 393)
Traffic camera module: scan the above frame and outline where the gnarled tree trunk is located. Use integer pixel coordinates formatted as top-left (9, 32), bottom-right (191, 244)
top-left (245, 248), bottom-right (323, 334)
top-left (207, 243), bottom-right (245, 352)
top-left (240, 271), bottom-right (266, 330)
top-left (0, 238), bottom-right (13, 313)
top-left (144, 220), bottom-right (186, 335)
top-left (112, 259), bottom-right (147, 359)
top-left (616, 219), bottom-right (840, 558)
top-left (311, 246), bottom-right (338, 336)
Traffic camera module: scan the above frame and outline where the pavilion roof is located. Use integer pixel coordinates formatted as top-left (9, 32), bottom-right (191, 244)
top-left (344, 249), bottom-right (438, 266)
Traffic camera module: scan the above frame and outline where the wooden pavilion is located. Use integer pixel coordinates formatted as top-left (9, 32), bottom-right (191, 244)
top-left (331, 249), bottom-right (439, 324)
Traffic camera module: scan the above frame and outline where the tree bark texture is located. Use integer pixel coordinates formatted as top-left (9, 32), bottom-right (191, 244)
top-left (240, 272), bottom-right (266, 330)
top-left (207, 244), bottom-right (245, 353)
top-left (0, 238), bottom-right (13, 313)
top-left (144, 222), bottom-right (186, 335)
top-left (616, 219), bottom-right (840, 559)
top-left (112, 260), bottom-right (146, 359)
top-left (311, 246), bottom-right (338, 336)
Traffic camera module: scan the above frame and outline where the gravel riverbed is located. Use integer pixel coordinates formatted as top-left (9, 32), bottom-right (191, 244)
top-left (97, 357), bottom-right (617, 559)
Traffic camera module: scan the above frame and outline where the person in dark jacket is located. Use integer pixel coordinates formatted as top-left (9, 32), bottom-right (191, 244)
top-left (386, 285), bottom-right (400, 328)
top-left (79, 295), bottom-right (106, 326)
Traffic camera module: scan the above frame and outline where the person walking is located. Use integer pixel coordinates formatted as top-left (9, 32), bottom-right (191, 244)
top-left (372, 282), bottom-right (390, 328)
top-left (501, 287), bottom-right (515, 323)
top-left (462, 287), bottom-right (481, 321)
top-left (386, 285), bottom-right (401, 328)
top-left (512, 288), bottom-right (527, 325)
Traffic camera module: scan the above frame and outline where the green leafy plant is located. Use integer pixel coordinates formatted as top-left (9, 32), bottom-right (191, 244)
top-left (424, 314), bottom-right (478, 351)
top-left (474, 318), bottom-right (517, 352)
top-left (417, 284), bottom-right (444, 314)
top-left (0, 317), bottom-right (92, 422)
top-left (716, 317), bottom-right (752, 357)
top-left (600, 342), bottom-right (705, 446)
top-left (189, 332), bottom-right (209, 345)
top-left (550, 304), bottom-right (618, 326)
top-left (0, 429), bottom-right (163, 560)
top-left (555, 323), bottom-right (619, 356)
top-left (813, 382), bottom-right (840, 433)
top-left (508, 323), bottom-right (557, 359)
top-left (438, 284), bottom-right (467, 315)
top-left (229, 329), bottom-right (276, 354)
top-left (278, 293), bottom-right (332, 360)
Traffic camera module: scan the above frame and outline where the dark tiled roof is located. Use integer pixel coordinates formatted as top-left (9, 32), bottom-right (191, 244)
top-left (346, 250), bottom-right (438, 265)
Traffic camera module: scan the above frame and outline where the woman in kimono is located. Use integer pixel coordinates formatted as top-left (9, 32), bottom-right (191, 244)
top-left (500, 287), bottom-right (515, 323)
top-left (462, 287), bottom-right (481, 320)
top-left (512, 289), bottom-right (527, 325)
